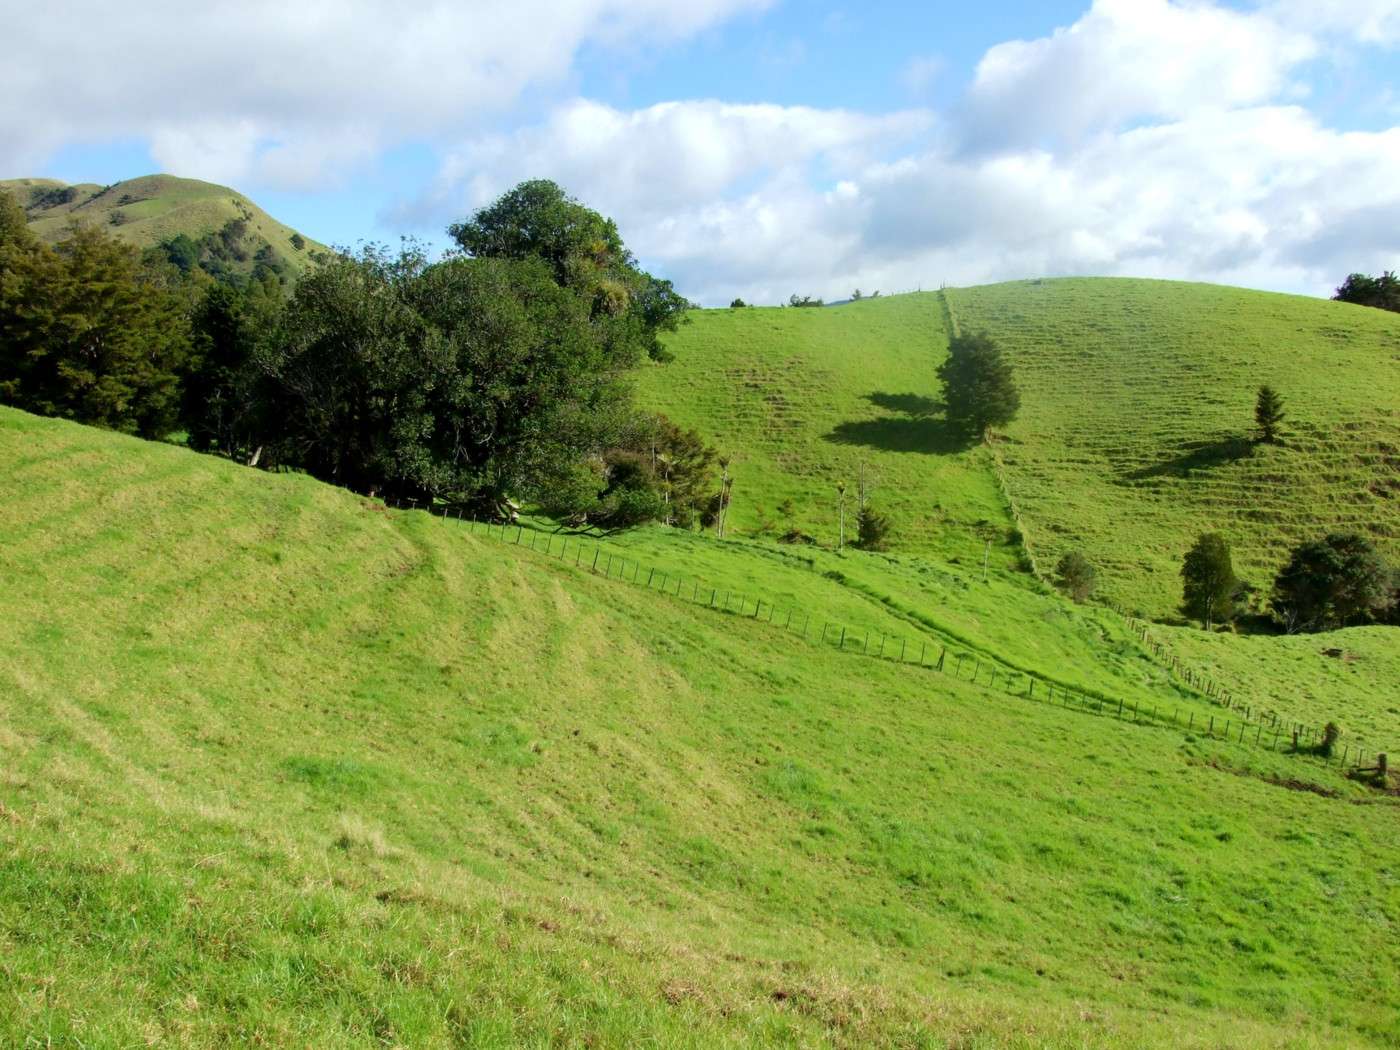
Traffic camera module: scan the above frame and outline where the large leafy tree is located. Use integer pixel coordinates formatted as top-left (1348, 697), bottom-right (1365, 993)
top-left (181, 282), bottom-right (278, 459)
top-left (937, 330), bottom-right (1021, 440)
top-left (449, 179), bottom-right (690, 362)
top-left (255, 242), bottom-right (625, 509)
top-left (1181, 532), bottom-right (1238, 630)
top-left (1272, 533), bottom-right (1393, 633)
top-left (0, 219), bottom-right (191, 437)
top-left (1333, 271), bottom-right (1400, 313)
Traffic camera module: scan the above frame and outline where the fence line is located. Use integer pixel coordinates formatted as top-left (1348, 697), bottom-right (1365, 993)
top-left (936, 288), bottom-right (1385, 766)
top-left (391, 497), bottom-right (1388, 776)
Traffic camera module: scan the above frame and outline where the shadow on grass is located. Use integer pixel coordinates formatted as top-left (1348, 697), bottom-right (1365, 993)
top-left (867, 392), bottom-right (943, 418)
top-left (1126, 436), bottom-right (1256, 480)
top-left (825, 391), bottom-right (973, 454)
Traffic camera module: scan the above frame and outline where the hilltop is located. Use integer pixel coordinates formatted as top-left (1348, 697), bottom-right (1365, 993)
top-left (2, 404), bottom-right (1397, 1047)
top-left (645, 281), bottom-right (1400, 621)
top-left (0, 173), bottom-right (328, 284)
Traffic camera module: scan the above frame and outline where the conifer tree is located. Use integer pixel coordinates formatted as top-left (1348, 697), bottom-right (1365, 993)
top-left (1255, 384), bottom-right (1285, 444)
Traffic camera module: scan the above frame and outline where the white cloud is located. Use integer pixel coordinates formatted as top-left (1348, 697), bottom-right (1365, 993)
top-left (403, 97), bottom-right (932, 226)
top-left (1266, 0), bottom-right (1400, 45)
top-left (0, 0), bottom-right (771, 187)
top-left (960, 0), bottom-right (1315, 151)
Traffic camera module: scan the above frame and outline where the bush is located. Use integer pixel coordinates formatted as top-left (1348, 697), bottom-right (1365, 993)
top-left (1319, 722), bottom-right (1341, 758)
top-left (1055, 551), bottom-right (1096, 603)
top-left (1272, 533), bottom-right (1392, 632)
top-left (855, 505), bottom-right (892, 551)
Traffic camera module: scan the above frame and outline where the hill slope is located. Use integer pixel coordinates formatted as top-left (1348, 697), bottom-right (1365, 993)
top-left (946, 278), bottom-right (1400, 619)
top-left (647, 283), bottom-right (1400, 621)
top-left (636, 295), bottom-right (1019, 572)
top-left (0, 173), bottom-right (328, 283)
top-left (2, 405), bottom-right (1398, 1048)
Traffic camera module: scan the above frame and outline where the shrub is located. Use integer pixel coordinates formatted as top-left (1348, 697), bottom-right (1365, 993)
top-left (1319, 722), bottom-right (1341, 758)
top-left (1055, 551), bottom-right (1096, 603)
top-left (855, 505), bottom-right (892, 551)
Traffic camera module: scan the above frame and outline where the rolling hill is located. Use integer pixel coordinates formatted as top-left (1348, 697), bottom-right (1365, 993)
top-left (3, 404), bottom-right (1399, 1048)
top-left (643, 282), bottom-right (1400, 622)
top-left (0, 173), bottom-right (328, 283)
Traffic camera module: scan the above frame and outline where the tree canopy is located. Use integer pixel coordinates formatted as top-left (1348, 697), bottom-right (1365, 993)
top-left (1271, 533), bottom-right (1393, 633)
top-left (0, 216), bottom-right (191, 438)
top-left (1181, 533), bottom-right (1238, 630)
top-left (1333, 271), bottom-right (1400, 313)
top-left (1254, 384), bottom-right (1285, 444)
top-left (449, 179), bottom-right (690, 362)
top-left (937, 330), bottom-right (1021, 440)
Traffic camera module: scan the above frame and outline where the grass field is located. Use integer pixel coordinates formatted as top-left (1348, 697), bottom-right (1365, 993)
top-left (3, 406), bottom-right (1399, 1048)
top-left (1, 174), bottom-right (327, 281)
top-left (635, 295), bottom-right (1021, 572)
top-left (945, 278), bottom-right (1400, 620)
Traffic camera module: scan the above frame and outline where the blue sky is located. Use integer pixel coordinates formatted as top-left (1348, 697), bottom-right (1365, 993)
top-left (6, 0), bottom-right (1400, 304)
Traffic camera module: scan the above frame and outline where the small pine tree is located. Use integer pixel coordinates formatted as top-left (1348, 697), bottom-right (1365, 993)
top-left (1055, 551), bottom-right (1096, 603)
top-left (1255, 385), bottom-right (1285, 444)
top-left (1181, 532), bottom-right (1238, 630)
top-left (855, 504), bottom-right (892, 551)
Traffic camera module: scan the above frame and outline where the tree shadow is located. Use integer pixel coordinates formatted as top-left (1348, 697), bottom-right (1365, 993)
top-left (824, 391), bottom-right (973, 454)
top-left (1126, 436), bottom-right (1256, 480)
top-left (867, 392), bottom-right (942, 418)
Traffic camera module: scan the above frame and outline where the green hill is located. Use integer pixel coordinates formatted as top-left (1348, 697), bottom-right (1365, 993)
top-left (643, 282), bottom-right (1400, 622)
top-left (946, 279), bottom-right (1400, 620)
top-left (0, 173), bottom-right (328, 283)
top-left (3, 405), bottom-right (1399, 1047)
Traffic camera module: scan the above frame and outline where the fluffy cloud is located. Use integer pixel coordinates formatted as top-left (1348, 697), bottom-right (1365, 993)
top-left (959, 0), bottom-right (1315, 151)
top-left (0, 0), bottom-right (770, 185)
top-left (406, 1), bottom-right (1400, 305)
top-left (403, 98), bottom-right (932, 226)
top-left (1266, 0), bottom-right (1400, 45)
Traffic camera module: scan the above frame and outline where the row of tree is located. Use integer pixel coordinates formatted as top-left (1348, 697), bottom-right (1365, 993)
top-left (2, 181), bottom-right (719, 530)
top-left (1181, 531), bottom-right (1395, 633)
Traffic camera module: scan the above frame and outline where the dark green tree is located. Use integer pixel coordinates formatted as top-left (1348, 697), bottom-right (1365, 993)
top-left (0, 221), bottom-right (191, 437)
top-left (1055, 551), bottom-right (1096, 603)
top-left (1333, 271), bottom-right (1400, 313)
top-left (1254, 384), bottom-right (1285, 444)
top-left (937, 330), bottom-right (1021, 440)
top-left (449, 179), bottom-right (690, 362)
top-left (1181, 532), bottom-right (1238, 629)
top-left (1271, 533), bottom-right (1393, 633)
top-left (855, 504), bottom-right (892, 551)
top-left (181, 283), bottom-right (277, 458)
top-left (539, 413), bottom-right (716, 531)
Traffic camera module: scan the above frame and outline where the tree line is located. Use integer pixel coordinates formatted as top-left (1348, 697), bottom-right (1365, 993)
top-left (1, 180), bottom-right (722, 530)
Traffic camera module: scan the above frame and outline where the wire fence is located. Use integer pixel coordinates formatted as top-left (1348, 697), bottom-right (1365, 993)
top-left (940, 289), bottom-right (1392, 772)
top-left (389, 496), bottom-right (1391, 778)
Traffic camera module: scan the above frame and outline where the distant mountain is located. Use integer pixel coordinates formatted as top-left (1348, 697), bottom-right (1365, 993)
top-left (0, 173), bottom-right (329, 285)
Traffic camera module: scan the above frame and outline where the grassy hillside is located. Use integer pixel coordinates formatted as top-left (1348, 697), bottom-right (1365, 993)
top-left (945, 278), bottom-right (1400, 619)
top-left (3, 405), bottom-right (1399, 1048)
top-left (637, 296), bottom-right (1021, 572)
top-left (0, 173), bottom-right (328, 282)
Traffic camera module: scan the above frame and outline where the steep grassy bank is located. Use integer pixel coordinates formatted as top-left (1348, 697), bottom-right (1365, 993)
top-left (2, 407), bottom-right (1398, 1047)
